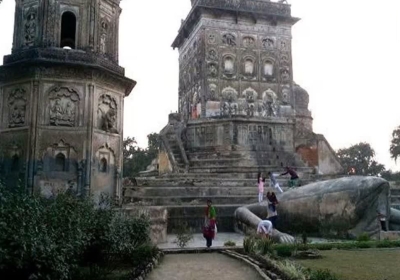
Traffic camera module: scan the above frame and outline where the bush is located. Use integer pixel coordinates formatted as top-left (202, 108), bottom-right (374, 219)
top-left (274, 244), bottom-right (294, 257)
top-left (356, 233), bottom-right (371, 242)
top-left (174, 222), bottom-right (193, 248)
top-left (243, 235), bottom-right (258, 254)
top-left (224, 240), bottom-right (236, 247)
top-left (0, 185), bottom-right (151, 280)
top-left (309, 269), bottom-right (341, 280)
top-left (376, 240), bottom-right (393, 248)
top-left (355, 241), bottom-right (372, 249)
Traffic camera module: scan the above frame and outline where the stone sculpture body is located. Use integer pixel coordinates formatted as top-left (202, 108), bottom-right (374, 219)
top-left (235, 176), bottom-right (400, 243)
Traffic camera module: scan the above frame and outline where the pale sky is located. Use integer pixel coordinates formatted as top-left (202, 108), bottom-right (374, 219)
top-left (1, 0), bottom-right (400, 171)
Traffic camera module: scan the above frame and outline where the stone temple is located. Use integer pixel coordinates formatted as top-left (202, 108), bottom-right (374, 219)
top-left (124, 0), bottom-right (344, 242)
top-left (0, 0), bottom-right (135, 199)
top-left (153, 0), bottom-right (342, 177)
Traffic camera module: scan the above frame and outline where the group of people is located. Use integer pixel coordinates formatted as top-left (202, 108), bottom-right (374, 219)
top-left (256, 167), bottom-right (300, 238)
top-left (258, 166), bottom-right (300, 203)
top-left (202, 167), bottom-right (300, 247)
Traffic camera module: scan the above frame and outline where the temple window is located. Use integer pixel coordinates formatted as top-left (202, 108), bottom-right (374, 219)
top-left (60, 12), bottom-right (77, 49)
top-left (55, 153), bottom-right (66, 172)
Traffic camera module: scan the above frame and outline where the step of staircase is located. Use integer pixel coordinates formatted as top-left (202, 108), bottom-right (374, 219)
top-left (124, 186), bottom-right (289, 197)
top-left (124, 195), bottom-right (258, 206)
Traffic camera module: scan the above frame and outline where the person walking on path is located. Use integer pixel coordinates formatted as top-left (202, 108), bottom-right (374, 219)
top-left (268, 171), bottom-right (283, 193)
top-left (257, 172), bottom-right (265, 203)
top-left (257, 220), bottom-right (273, 238)
top-left (203, 199), bottom-right (217, 248)
top-left (280, 166), bottom-right (300, 188)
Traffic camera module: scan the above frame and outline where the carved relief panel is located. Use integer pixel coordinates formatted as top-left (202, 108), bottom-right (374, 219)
top-left (97, 94), bottom-right (118, 134)
top-left (242, 36), bottom-right (255, 48)
top-left (100, 18), bottom-right (110, 55)
top-left (8, 88), bottom-right (27, 128)
top-left (222, 33), bottom-right (236, 47)
top-left (262, 37), bottom-right (275, 50)
top-left (23, 6), bottom-right (38, 47)
top-left (48, 87), bottom-right (80, 127)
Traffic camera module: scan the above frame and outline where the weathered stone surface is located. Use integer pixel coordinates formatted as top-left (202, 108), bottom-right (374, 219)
top-left (235, 176), bottom-right (393, 242)
top-left (0, 0), bottom-right (136, 200)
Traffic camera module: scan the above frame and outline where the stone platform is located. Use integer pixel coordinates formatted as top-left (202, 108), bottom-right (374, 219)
top-left (122, 171), bottom-right (342, 235)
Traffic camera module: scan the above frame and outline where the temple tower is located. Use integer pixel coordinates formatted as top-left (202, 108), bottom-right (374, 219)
top-left (156, 0), bottom-right (342, 176)
top-left (0, 0), bottom-right (136, 199)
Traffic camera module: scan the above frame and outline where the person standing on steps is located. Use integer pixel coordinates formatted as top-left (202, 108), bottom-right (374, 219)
top-left (257, 219), bottom-right (273, 239)
top-left (268, 171), bottom-right (283, 193)
top-left (266, 192), bottom-right (278, 228)
top-left (203, 199), bottom-right (217, 248)
top-left (257, 172), bottom-right (265, 203)
top-left (280, 166), bottom-right (300, 188)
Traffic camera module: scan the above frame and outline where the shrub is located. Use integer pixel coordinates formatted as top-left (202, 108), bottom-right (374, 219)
top-left (224, 240), bottom-right (236, 247)
top-left (309, 269), bottom-right (341, 280)
top-left (356, 233), bottom-right (371, 242)
top-left (257, 237), bottom-right (274, 255)
top-left (312, 243), bottom-right (333, 251)
top-left (174, 222), bottom-right (193, 248)
top-left (274, 244), bottom-right (294, 257)
top-left (376, 240), bottom-right (393, 248)
top-left (243, 235), bottom-right (257, 254)
top-left (355, 241), bottom-right (372, 249)
top-left (274, 260), bottom-right (307, 280)
top-left (0, 185), bottom-right (152, 280)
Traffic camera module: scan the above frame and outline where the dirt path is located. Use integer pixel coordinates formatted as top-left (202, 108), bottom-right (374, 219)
top-left (147, 253), bottom-right (263, 280)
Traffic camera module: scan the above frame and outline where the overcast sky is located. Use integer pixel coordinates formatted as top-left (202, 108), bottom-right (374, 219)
top-left (1, 0), bottom-right (400, 171)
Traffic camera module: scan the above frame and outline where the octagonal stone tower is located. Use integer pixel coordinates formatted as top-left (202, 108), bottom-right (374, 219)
top-left (0, 0), bottom-right (136, 199)
top-left (156, 0), bottom-right (342, 176)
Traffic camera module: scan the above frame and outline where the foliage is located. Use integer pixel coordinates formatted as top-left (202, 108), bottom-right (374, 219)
top-left (308, 269), bottom-right (341, 280)
top-left (390, 126), bottom-right (400, 163)
top-left (356, 233), bottom-right (371, 242)
top-left (336, 142), bottom-right (385, 176)
top-left (380, 170), bottom-right (400, 181)
top-left (123, 133), bottom-right (160, 178)
top-left (275, 245), bottom-right (294, 257)
top-left (243, 235), bottom-right (274, 255)
top-left (223, 240), bottom-right (236, 247)
top-left (173, 222), bottom-right (193, 248)
top-left (272, 260), bottom-right (307, 280)
top-left (0, 185), bottom-right (152, 280)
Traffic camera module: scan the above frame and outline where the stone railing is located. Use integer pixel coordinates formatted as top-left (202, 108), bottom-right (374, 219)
top-left (194, 0), bottom-right (291, 17)
top-left (3, 48), bottom-right (125, 75)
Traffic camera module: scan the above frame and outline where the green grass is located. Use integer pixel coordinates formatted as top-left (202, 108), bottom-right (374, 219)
top-left (297, 248), bottom-right (400, 280)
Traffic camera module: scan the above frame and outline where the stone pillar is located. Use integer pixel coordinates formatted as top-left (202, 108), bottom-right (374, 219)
top-left (27, 80), bottom-right (39, 194)
top-left (84, 84), bottom-right (95, 196)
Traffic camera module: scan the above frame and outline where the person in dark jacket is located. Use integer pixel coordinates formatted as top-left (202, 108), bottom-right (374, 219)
top-left (280, 166), bottom-right (299, 188)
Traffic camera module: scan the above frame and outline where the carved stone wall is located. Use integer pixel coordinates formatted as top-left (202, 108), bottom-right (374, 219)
top-left (177, 10), bottom-right (295, 121)
top-left (12, 0), bottom-right (121, 62)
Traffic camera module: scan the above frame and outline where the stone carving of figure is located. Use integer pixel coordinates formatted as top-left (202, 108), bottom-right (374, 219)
top-left (8, 88), bottom-right (27, 128)
top-left (246, 103), bottom-right (255, 117)
top-left (222, 33), bottom-right (236, 46)
top-left (100, 34), bottom-right (107, 54)
top-left (65, 102), bottom-right (75, 122)
top-left (262, 38), bottom-right (274, 49)
top-left (50, 99), bottom-right (64, 125)
top-left (102, 108), bottom-right (118, 134)
top-left (243, 36), bottom-right (255, 48)
top-left (281, 68), bottom-right (290, 82)
top-left (280, 40), bottom-right (289, 51)
top-left (208, 63), bottom-right (218, 77)
top-left (207, 49), bottom-right (218, 61)
top-left (220, 102), bottom-right (230, 116)
top-left (24, 12), bottom-right (36, 46)
top-left (208, 33), bottom-right (216, 44)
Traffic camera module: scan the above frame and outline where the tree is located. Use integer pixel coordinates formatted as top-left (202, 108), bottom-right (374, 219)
top-left (390, 126), bottom-right (400, 163)
top-left (336, 142), bottom-right (385, 176)
top-left (122, 134), bottom-right (160, 178)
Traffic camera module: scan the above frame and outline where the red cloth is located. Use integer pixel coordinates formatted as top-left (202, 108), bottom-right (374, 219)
top-left (203, 219), bottom-right (216, 239)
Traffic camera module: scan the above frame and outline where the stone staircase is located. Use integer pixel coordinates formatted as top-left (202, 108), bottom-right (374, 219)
top-left (123, 169), bottom-right (316, 233)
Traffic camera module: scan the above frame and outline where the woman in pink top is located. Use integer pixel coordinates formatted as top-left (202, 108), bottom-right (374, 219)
top-left (257, 172), bottom-right (265, 203)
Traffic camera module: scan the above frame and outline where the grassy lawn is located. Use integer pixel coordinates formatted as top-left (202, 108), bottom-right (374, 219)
top-left (296, 248), bottom-right (400, 280)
